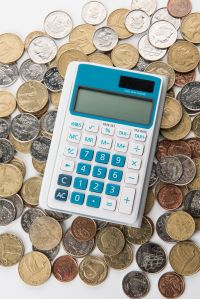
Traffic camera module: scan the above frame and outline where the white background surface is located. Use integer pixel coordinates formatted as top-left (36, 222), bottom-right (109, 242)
top-left (0, 0), bottom-right (200, 298)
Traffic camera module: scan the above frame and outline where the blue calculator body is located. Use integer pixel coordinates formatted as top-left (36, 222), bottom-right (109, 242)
top-left (40, 62), bottom-right (167, 227)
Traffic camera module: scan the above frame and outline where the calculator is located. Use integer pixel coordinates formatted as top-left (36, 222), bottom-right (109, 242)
top-left (40, 62), bottom-right (167, 227)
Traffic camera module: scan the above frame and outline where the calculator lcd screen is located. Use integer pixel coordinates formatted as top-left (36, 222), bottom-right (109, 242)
top-left (74, 88), bottom-right (153, 125)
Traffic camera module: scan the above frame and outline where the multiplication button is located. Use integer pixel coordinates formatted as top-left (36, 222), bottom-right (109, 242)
top-left (128, 157), bottom-right (141, 170)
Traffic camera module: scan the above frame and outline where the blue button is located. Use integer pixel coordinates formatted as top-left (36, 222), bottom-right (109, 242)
top-left (92, 166), bottom-right (107, 179)
top-left (105, 184), bottom-right (120, 197)
top-left (108, 169), bottom-right (123, 182)
top-left (73, 177), bottom-right (88, 190)
top-left (111, 155), bottom-right (126, 167)
top-left (86, 195), bottom-right (101, 208)
top-left (89, 180), bottom-right (104, 193)
top-left (55, 189), bottom-right (68, 201)
top-left (76, 163), bottom-right (91, 175)
top-left (57, 174), bottom-right (72, 187)
top-left (95, 151), bottom-right (110, 164)
top-left (80, 148), bottom-right (94, 161)
top-left (70, 192), bottom-right (85, 205)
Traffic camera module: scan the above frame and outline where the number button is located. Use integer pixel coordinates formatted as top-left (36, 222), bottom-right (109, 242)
top-left (57, 174), bottom-right (72, 187)
top-left (105, 184), bottom-right (120, 197)
top-left (86, 195), bottom-right (101, 208)
top-left (108, 169), bottom-right (123, 182)
top-left (76, 163), bottom-right (91, 175)
top-left (111, 155), bottom-right (126, 167)
top-left (95, 151), bottom-right (110, 164)
top-left (92, 166), bottom-right (107, 179)
top-left (73, 177), bottom-right (88, 190)
top-left (80, 148), bottom-right (94, 161)
top-left (67, 131), bottom-right (81, 143)
top-left (89, 180), bottom-right (104, 193)
top-left (64, 145), bottom-right (78, 158)
top-left (55, 189), bottom-right (68, 201)
top-left (82, 134), bottom-right (96, 147)
top-left (70, 192), bottom-right (85, 205)
top-left (128, 158), bottom-right (142, 170)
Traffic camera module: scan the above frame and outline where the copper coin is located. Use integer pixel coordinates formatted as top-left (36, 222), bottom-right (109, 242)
top-left (156, 140), bottom-right (171, 161)
top-left (167, 0), bottom-right (192, 18)
top-left (158, 185), bottom-right (183, 210)
top-left (158, 272), bottom-right (185, 298)
top-left (167, 140), bottom-right (192, 157)
top-left (52, 255), bottom-right (78, 282)
top-left (71, 216), bottom-right (97, 241)
top-left (186, 138), bottom-right (200, 158)
top-left (175, 70), bottom-right (196, 87)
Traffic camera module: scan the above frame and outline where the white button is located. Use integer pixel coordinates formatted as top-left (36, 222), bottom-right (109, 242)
top-left (101, 126), bottom-right (115, 136)
top-left (82, 134), bottom-right (96, 147)
top-left (98, 136), bottom-right (113, 149)
top-left (67, 131), bottom-right (81, 143)
top-left (130, 143), bottom-right (144, 156)
top-left (70, 120), bottom-right (83, 130)
top-left (64, 145), bottom-right (78, 158)
top-left (125, 173), bottom-right (139, 185)
top-left (118, 188), bottom-right (135, 214)
top-left (116, 128), bottom-right (130, 139)
top-left (133, 131), bottom-right (147, 142)
top-left (102, 198), bottom-right (117, 211)
top-left (114, 140), bottom-right (128, 153)
top-left (128, 158), bottom-right (142, 170)
top-left (61, 159), bottom-right (74, 172)
top-left (85, 123), bottom-right (99, 133)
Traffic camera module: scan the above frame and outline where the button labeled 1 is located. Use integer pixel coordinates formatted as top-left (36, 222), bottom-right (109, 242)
top-left (119, 188), bottom-right (135, 214)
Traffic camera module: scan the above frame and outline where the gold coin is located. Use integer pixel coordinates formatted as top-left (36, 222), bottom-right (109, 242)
top-left (167, 88), bottom-right (175, 98)
top-left (88, 53), bottom-right (113, 66)
top-left (50, 92), bottom-right (61, 108)
top-left (0, 164), bottom-right (23, 197)
top-left (124, 216), bottom-right (153, 245)
top-left (194, 218), bottom-right (200, 231)
top-left (57, 42), bottom-right (82, 60)
top-left (0, 33), bottom-right (24, 64)
top-left (144, 188), bottom-right (155, 215)
top-left (32, 158), bottom-right (46, 175)
top-left (96, 226), bottom-right (125, 256)
top-left (168, 41), bottom-right (199, 73)
top-left (161, 111), bottom-right (191, 140)
top-left (29, 216), bottom-right (62, 251)
top-left (192, 113), bottom-right (200, 138)
top-left (18, 251), bottom-right (51, 285)
top-left (57, 49), bottom-right (88, 77)
top-left (145, 62), bottom-right (175, 90)
top-left (16, 81), bottom-right (49, 114)
top-left (9, 133), bottom-right (32, 153)
top-left (160, 96), bottom-right (183, 129)
top-left (188, 158), bottom-right (200, 190)
top-left (169, 241), bottom-right (200, 276)
top-left (10, 156), bottom-right (26, 177)
top-left (181, 13), bottom-right (200, 44)
top-left (33, 102), bottom-right (49, 119)
top-left (21, 176), bottom-right (42, 207)
top-left (111, 43), bottom-right (139, 69)
top-left (24, 31), bottom-right (46, 49)
top-left (0, 233), bottom-right (24, 266)
top-left (107, 9), bottom-right (133, 39)
top-left (69, 24), bottom-right (96, 55)
top-left (104, 243), bottom-right (133, 270)
top-left (0, 91), bottom-right (16, 117)
top-left (166, 211), bottom-right (195, 241)
top-left (107, 223), bottom-right (124, 230)
top-left (79, 256), bottom-right (108, 285)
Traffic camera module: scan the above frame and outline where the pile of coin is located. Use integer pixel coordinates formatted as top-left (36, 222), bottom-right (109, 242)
top-left (0, 0), bottom-right (200, 297)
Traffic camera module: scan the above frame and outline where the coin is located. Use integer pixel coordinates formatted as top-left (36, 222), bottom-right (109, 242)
top-left (156, 212), bottom-right (176, 243)
top-left (0, 91), bottom-right (16, 117)
top-left (122, 271), bottom-right (150, 299)
top-left (104, 243), bottom-right (133, 270)
top-left (167, 0), bottom-right (192, 18)
top-left (175, 154), bottom-right (196, 185)
top-left (175, 70), bottom-right (196, 87)
top-left (169, 241), bottom-right (200, 276)
top-left (9, 134), bottom-right (32, 154)
top-left (155, 139), bottom-right (171, 161)
top-left (0, 164), bottom-right (23, 197)
top-left (53, 255), bottom-right (78, 282)
top-left (79, 256), bottom-right (108, 285)
top-left (135, 57), bottom-right (149, 72)
top-left (166, 211), bottom-right (195, 241)
top-left (24, 31), bottom-right (46, 49)
top-left (0, 118), bottom-right (9, 138)
top-left (149, 162), bottom-right (158, 187)
top-left (111, 44), bottom-right (139, 69)
top-left (95, 220), bottom-right (108, 230)
top-left (107, 9), bottom-right (133, 39)
top-left (33, 244), bottom-right (60, 261)
top-left (125, 10), bottom-right (150, 34)
top-left (158, 272), bottom-right (185, 298)
top-left (151, 7), bottom-right (181, 30)
top-left (18, 251), bottom-right (51, 286)
top-left (96, 226), bottom-right (125, 256)
top-left (0, 199), bottom-right (16, 225)
top-left (156, 156), bottom-right (183, 183)
top-left (157, 185), bottom-right (183, 210)
top-left (0, 138), bottom-right (14, 163)
top-left (167, 41), bottom-right (199, 73)
top-left (161, 97), bottom-right (182, 129)
top-left (184, 190), bottom-right (200, 217)
top-left (167, 140), bottom-right (192, 157)
top-left (188, 158), bottom-right (200, 190)
top-left (71, 216), bottom-right (96, 241)
top-left (131, 0), bottom-right (157, 15)
top-left (0, 63), bottom-right (18, 87)
top-left (19, 59), bottom-right (47, 82)
top-left (45, 210), bottom-right (71, 221)
top-left (21, 208), bottom-right (46, 233)
top-left (43, 67), bottom-right (64, 92)
top-left (21, 176), bottom-right (42, 207)
top-left (180, 82), bottom-right (200, 111)
top-left (138, 35), bottom-right (167, 62)
top-left (192, 113), bottom-right (200, 138)
top-left (30, 136), bottom-right (50, 163)
top-left (32, 159), bottom-right (45, 174)
top-left (186, 138), bottom-right (200, 158)
top-left (0, 33), bottom-right (24, 64)
top-left (136, 242), bottom-right (167, 273)
top-left (44, 10), bottom-right (73, 39)
top-left (0, 233), bottom-right (24, 266)
top-left (56, 42), bottom-right (82, 62)
top-left (50, 91), bottom-right (61, 107)
top-left (40, 110), bottom-right (57, 137)
top-left (7, 194), bottom-right (24, 219)
top-left (82, 1), bottom-right (107, 25)
top-left (9, 156), bottom-right (26, 177)
top-left (93, 26), bottom-right (118, 52)
top-left (88, 53), bottom-right (113, 66)
top-left (29, 216), bottom-right (62, 251)
top-left (194, 218), bottom-right (200, 231)
top-left (144, 188), bottom-right (155, 214)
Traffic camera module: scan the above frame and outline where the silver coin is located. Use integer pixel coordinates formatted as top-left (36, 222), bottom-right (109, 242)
top-left (11, 113), bottom-right (40, 142)
top-left (138, 35), bottom-right (167, 61)
top-left (32, 244), bottom-right (60, 261)
top-left (156, 213), bottom-right (176, 243)
top-left (82, 1), bottom-right (107, 25)
top-left (41, 110), bottom-right (57, 136)
top-left (0, 63), bottom-right (18, 87)
top-left (21, 208), bottom-right (46, 233)
top-left (43, 67), bottom-right (64, 92)
top-left (180, 82), bottom-right (200, 112)
top-left (44, 10), bottom-right (73, 39)
top-left (125, 10), bottom-right (150, 34)
top-left (45, 210), bottom-right (71, 221)
top-left (93, 26), bottom-right (118, 52)
top-left (148, 20), bottom-right (177, 49)
top-left (0, 199), bottom-right (16, 226)
top-left (149, 162), bottom-right (158, 187)
top-left (30, 136), bottom-right (51, 163)
top-left (95, 220), bottom-right (108, 230)
top-left (0, 138), bottom-right (14, 163)
top-left (7, 194), bottom-right (24, 219)
top-left (151, 7), bottom-right (181, 30)
top-left (0, 118), bottom-right (9, 138)
top-left (19, 59), bottom-right (47, 82)
top-left (122, 271), bottom-right (150, 298)
top-left (175, 154), bottom-right (196, 186)
top-left (28, 36), bottom-right (57, 64)
top-left (131, 0), bottom-right (157, 16)
top-left (135, 57), bottom-right (150, 72)
top-left (156, 156), bottom-right (183, 184)
top-left (184, 190), bottom-right (200, 218)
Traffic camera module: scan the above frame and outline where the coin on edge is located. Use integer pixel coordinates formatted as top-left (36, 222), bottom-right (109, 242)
top-left (0, 233), bottom-right (24, 266)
